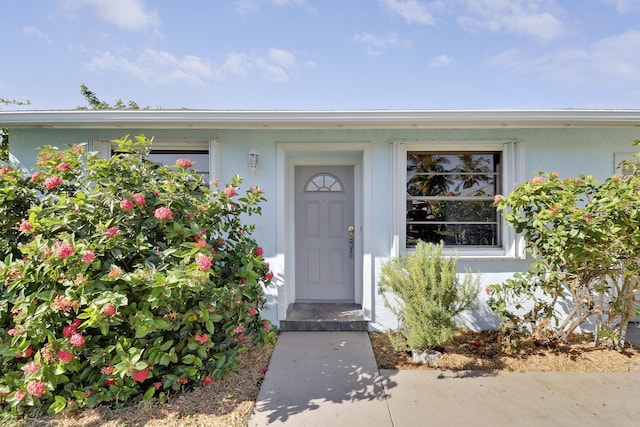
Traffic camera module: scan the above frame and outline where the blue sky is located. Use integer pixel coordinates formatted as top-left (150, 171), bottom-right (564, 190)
top-left (2, 0), bottom-right (640, 110)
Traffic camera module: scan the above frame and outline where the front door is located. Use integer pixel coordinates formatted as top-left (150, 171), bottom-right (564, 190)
top-left (295, 166), bottom-right (355, 301)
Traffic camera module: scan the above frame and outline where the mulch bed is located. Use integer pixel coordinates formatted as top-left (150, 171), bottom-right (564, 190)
top-left (369, 329), bottom-right (640, 372)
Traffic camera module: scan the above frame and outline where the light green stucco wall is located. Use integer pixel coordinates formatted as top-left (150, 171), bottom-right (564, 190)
top-left (8, 125), bottom-right (640, 330)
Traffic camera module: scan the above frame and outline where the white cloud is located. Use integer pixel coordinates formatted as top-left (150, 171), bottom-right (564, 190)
top-left (223, 48), bottom-right (301, 82)
top-left (58, 0), bottom-right (160, 33)
top-left (23, 26), bottom-right (53, 45)
top-left (354, 32), bottom-right (411, 57)
top-left (378, 0), bottom-right (437, 25)
top-left (223, 52), bottom-right (253, 76)
top-left (489, 30), bottom-right (640, 88)
top-left (430, 54), bottom-right (454, 68)
top-left (271, 0), bottom-right (305, 5)
top-left (457, 0), bottom-right (565, 41)
top-left (86, 49), bottom-right (215, 86)
top-left (602, 0), bottom-right (640, 13)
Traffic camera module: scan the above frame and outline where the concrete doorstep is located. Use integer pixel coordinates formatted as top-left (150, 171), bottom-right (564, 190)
top-left (250, 331), bottom-right (640, 427)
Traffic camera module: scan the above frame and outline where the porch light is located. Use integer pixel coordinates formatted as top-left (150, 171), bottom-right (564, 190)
top-left (248, 147), bottom-right (260, 177)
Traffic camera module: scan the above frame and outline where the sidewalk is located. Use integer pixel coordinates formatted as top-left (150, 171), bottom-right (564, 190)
top-left (250, 331), bottom-right (640, 427)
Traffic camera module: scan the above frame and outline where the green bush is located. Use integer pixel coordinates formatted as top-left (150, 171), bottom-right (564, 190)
top-left (489, 144), bottom-right (640, 349)
top-left (379, 241), bottom-right (479, 352)
top-left (0, 135), bottom-right (276, 417)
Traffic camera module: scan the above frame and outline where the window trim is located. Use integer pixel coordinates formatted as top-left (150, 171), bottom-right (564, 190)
top-left (394, 140), bottom-right (525, 259)
top-left (89, 138), bottom-right (219, 187)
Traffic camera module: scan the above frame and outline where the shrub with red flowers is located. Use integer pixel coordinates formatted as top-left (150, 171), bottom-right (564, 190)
top-left (489, 142), bottom-right (640, 350)
top-left (0, 135), bottom-right (275, 418)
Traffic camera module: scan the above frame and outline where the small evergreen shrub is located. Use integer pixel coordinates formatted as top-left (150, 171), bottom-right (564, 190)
top-left (0, 135), bottom-right (275, 417)
top-left (379, 241), bottom-right (479, 352)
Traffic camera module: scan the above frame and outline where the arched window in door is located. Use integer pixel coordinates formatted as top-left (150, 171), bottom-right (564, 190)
top-left (304, 173), bottom-right (343, 192)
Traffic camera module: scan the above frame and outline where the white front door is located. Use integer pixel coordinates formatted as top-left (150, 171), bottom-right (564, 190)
top-left (295, 166), bottom-right (355, 301)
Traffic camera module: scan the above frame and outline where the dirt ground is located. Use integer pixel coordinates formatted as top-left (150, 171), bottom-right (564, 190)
top-left (16, 343), bottom-right (275, 427)
top-left (15, 329), bottom-right (640, 426)
top-left (369, 329), bottom-right (640, 372)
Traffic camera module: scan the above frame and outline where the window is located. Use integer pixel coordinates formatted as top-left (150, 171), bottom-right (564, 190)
top-left (305, 173), bottom-right (343, 192)
top-left (396, 141), bottom-right (523, 258)
top-left (406, 151), bottom-right (501, 248)
top-left (90, 139), bottom-right (218, 186)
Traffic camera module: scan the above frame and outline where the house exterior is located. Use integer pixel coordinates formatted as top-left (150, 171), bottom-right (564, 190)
top-left (2, 109), bottom-right (640, 331)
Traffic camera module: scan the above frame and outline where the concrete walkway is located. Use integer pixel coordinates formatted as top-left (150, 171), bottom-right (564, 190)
top-left (250, 331), bottom-right (640, 427)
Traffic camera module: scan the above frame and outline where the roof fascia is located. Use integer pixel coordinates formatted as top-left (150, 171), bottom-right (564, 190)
top-left (1, 110), bottom-right (639, 129)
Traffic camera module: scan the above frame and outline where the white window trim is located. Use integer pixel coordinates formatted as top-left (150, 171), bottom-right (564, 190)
top-left (393, 140), bottom-right (525, 259)
top-left (89, 138), bottom-right (219, 185)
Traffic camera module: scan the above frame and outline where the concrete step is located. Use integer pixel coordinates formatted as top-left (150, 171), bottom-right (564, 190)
top-left (280, 303), bottom-right (368, 332)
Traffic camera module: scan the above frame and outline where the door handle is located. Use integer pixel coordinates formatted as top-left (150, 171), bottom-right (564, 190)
top-left (347, 225), bottom-right (354, 259)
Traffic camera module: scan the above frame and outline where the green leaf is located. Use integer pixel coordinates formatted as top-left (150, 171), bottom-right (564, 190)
top-left (48, 395), bottom-right (68, 414)
top-left (144, 386), bottom-right (157, 400)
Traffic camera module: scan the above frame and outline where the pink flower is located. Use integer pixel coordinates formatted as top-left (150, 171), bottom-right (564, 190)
top-left (14, 390), bottom-right (25, 402)
top-left (154, 381), bottom-right (163, 390)
top-left (8, 327), bottom-right (24, 336)
top-left (234, 325), bottom-right (244, 334)
top-left (53, 241), bottom-right (74, 259)
top-left (23, 362), bottom-right (41, 375)
top-left (530, 176), bottom-right (545, 184)
top-left (493, 194), bottom-right (503, 204)
top-left (103, 379), bottom-right (115, 386)
top-left (30, 172), bottom-right (41, 182)
top-left (100, 365), bottom-right (115, 375)
top-left (82, 251), bottom-right (95, 263)
top-left (132, 193), bottom-right (146, 205)
top-left (223, 187), bottom-right (237, 197)
top-left (0, 166), bottom-right (10, 174)
top-left (485, 286), bottom-right (491, 295)
top-left (120, 199), bottom-right (134, 211)
top-left (263, 271), bottom-right (274, 282)
top-left (57, 350), bottom-right (73, 363)
top-left (195, 253), bottom-right (212, 271)
top-left (102, 304), bottom-right (116, 316)
top-left (584, 214), bottom-right (593, 222)
top-left (194, 333), bottom-right (210, 344)
top-left (53, 295), bottom-right (80, 312)
top-left (44, 176), bottom-right (63, 190)
top-left (154, 206), bottom-right (173, 220)
top-left (132, 368), bottom-right (148, 382)
top-left (23, 347), bottom-right (34, 358)
top-left (202, 374), bottom-right (212, 384)
top-left (57, 162), bottom-right (71, 171)
top-left (108, 265), bottom-right (122, 279)
top-left (62, 325), bottom-right (76, 338)
top-left (177, 377), bottom-right (188, 385)
top-left (250, 185), bottom-right (263, 194)
top-left (263, 320), bottom-right (271, 330)
top-left (255, 247), bottom-right (264, 257)
top-left (26, 381), bottom-right (46, 398)
top-left (175, 158), bottom-right (193, 168)
top-left (106, 227), bottom-right (119, 238)
top-left (249, 307), bottom-right (258, 317)
top-left (69, 333), bottom-right (86, 348)
top-left (18, 220), bottom-right (32, 232)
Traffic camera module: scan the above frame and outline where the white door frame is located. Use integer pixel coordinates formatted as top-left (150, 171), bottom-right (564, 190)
top-left (276, 142), bottom-right (373, 322)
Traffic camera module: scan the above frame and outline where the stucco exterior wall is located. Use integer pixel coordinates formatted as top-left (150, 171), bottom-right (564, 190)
top-left (8, 125), bottom-right (640, 331)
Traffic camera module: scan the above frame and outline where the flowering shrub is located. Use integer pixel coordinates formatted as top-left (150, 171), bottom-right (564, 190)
top-left (0, 135), bottom-right (275, 417)
top-left (489, 143), bottom-right (640, 349)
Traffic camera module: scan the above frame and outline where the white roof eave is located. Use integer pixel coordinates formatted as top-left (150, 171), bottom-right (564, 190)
top-left (1, 109), bottom-right (639, 129)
